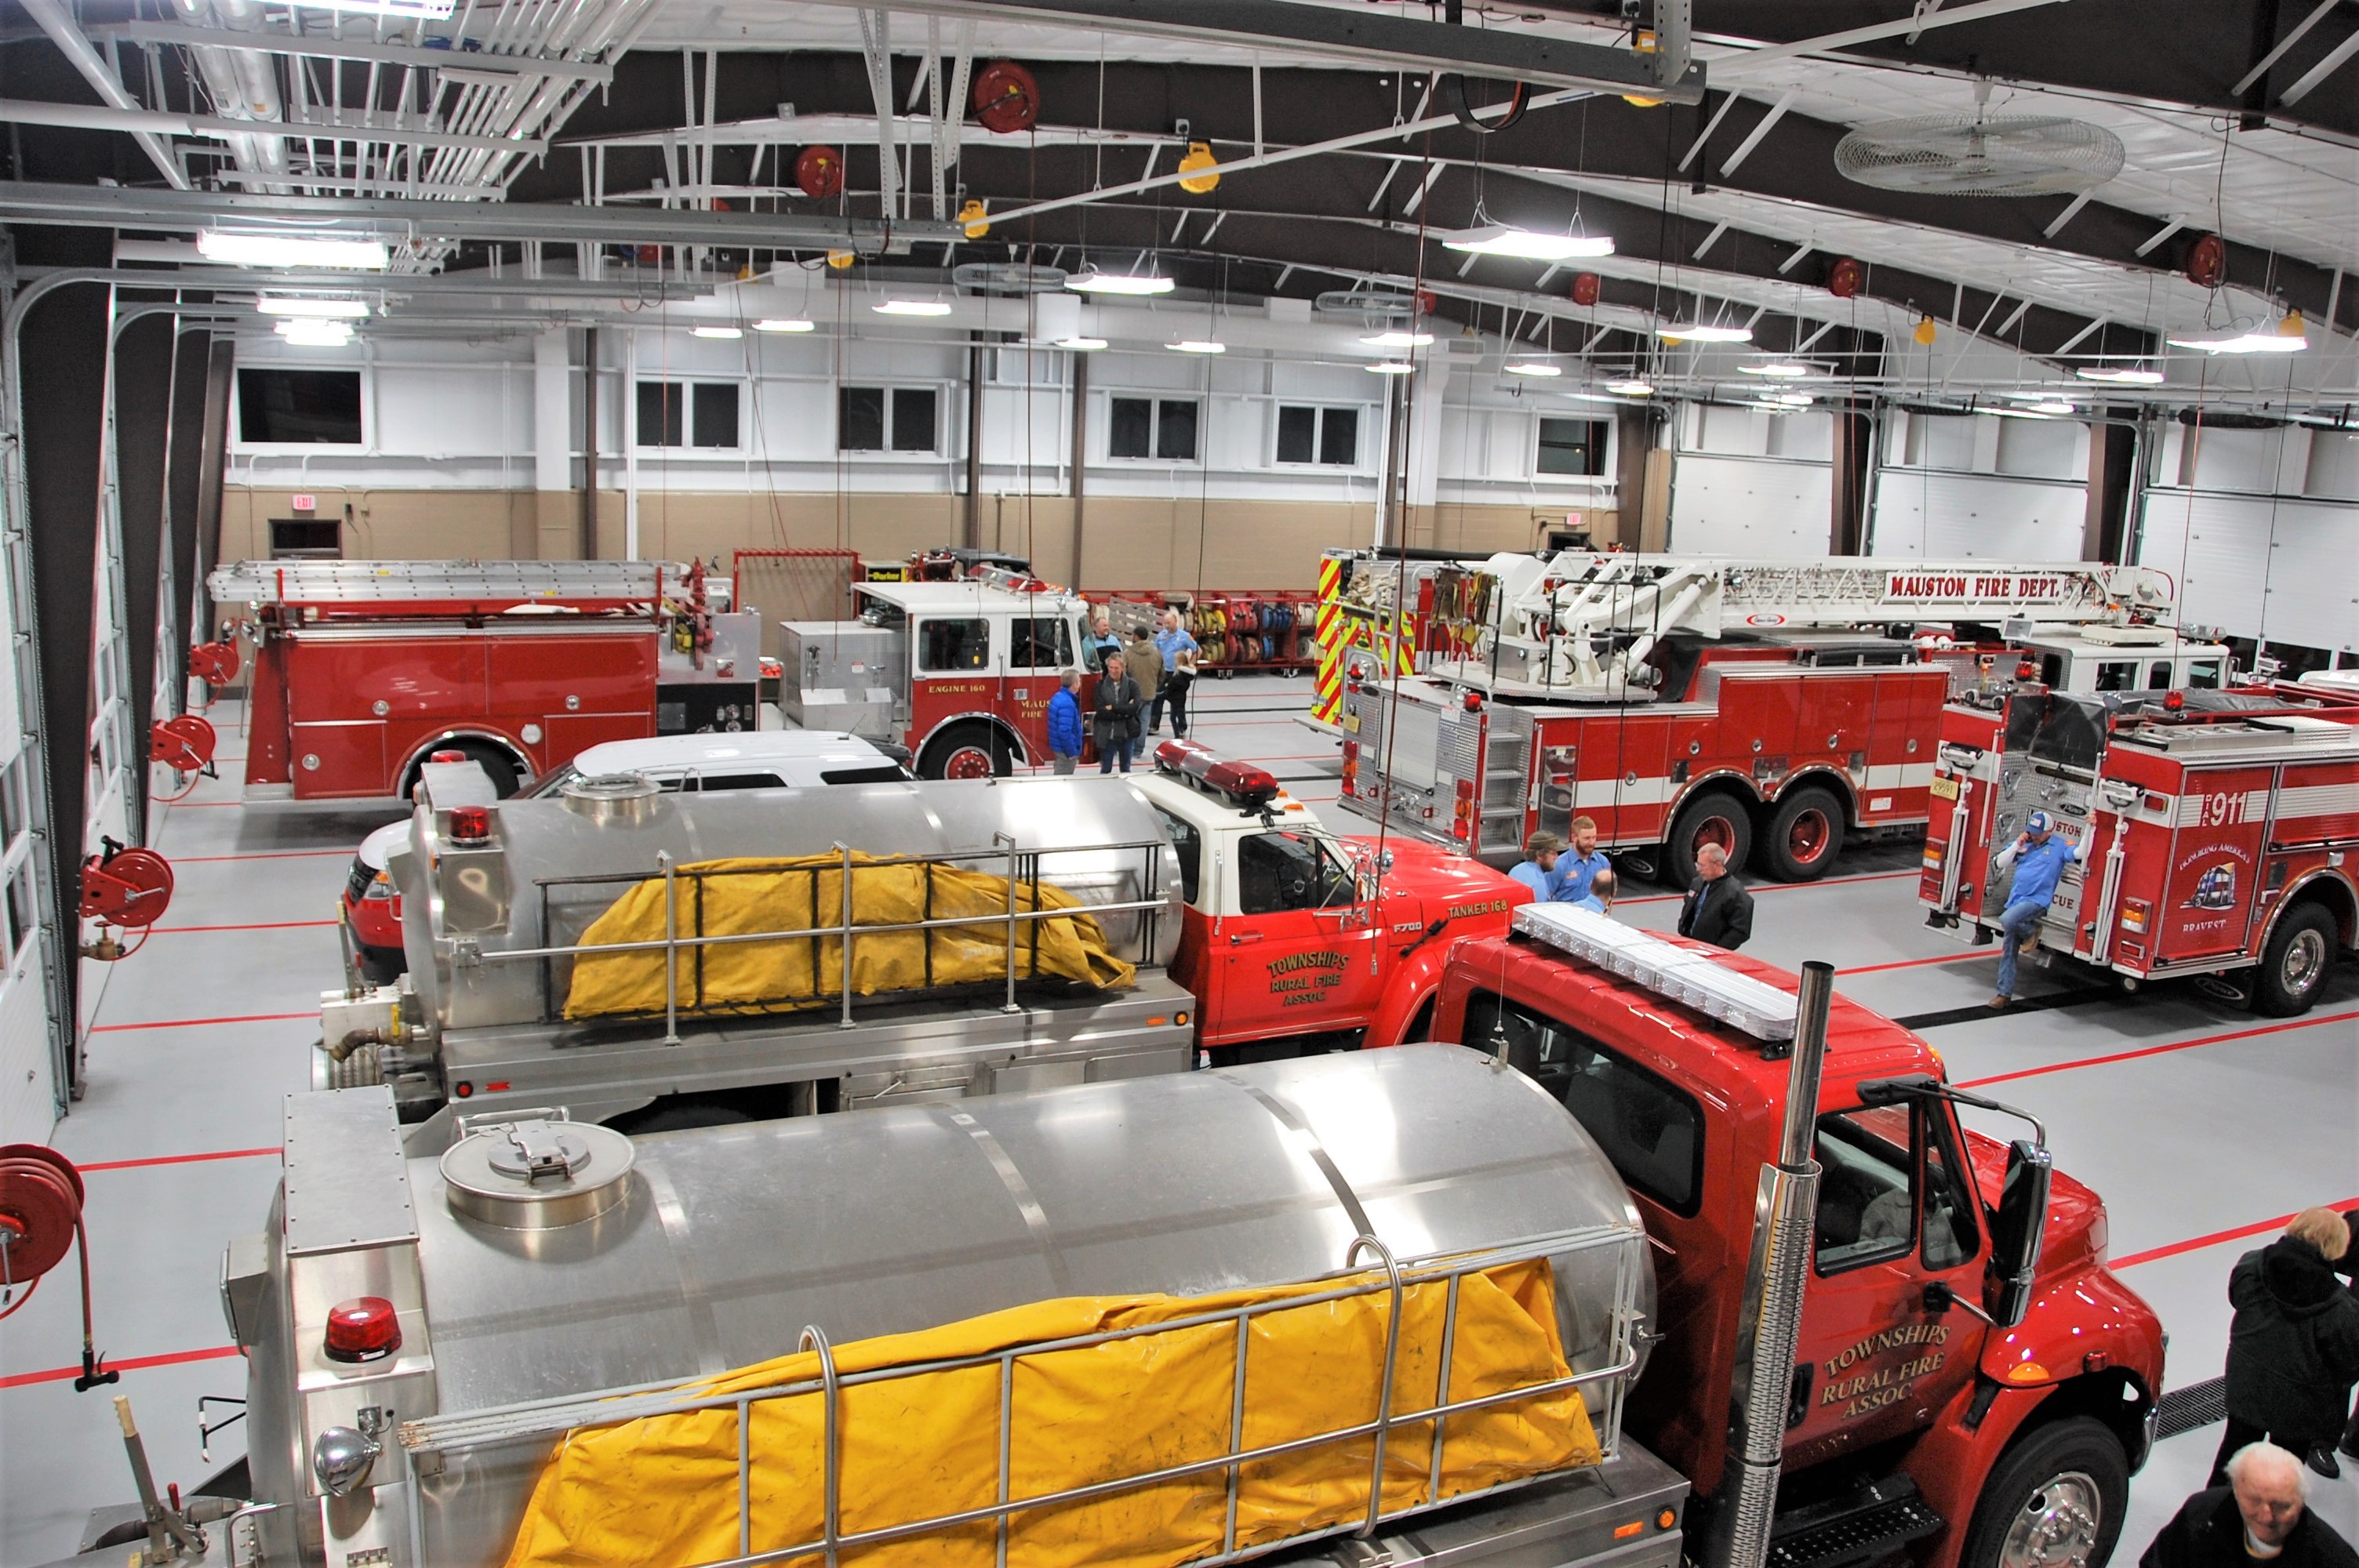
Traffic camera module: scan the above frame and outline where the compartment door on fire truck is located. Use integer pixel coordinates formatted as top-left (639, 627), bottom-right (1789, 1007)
top-left (1790, 1100), bottom-right (1983, 1458)
top-left (1217, 830), bottom-right (1381, 1036)
top-left (2155, 764), bottom-right (2274, 964)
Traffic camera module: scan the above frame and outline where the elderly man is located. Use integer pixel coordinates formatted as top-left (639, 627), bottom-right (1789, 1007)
top-left (2143, 1442), bottom-right (2358, 1568)
top-left (1989, 809), bottom-right (2085, 1007)
top-left (1677, 843), bottom-right (1754, 949)
top-left (1086, 612), bottom-right (1121, 673)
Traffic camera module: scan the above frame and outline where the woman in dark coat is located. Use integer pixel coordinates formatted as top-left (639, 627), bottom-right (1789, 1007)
top-left (2212, 1208), bottom-right (2359, 1483)
top-left (1092, 654), bottom-right (1143, 775)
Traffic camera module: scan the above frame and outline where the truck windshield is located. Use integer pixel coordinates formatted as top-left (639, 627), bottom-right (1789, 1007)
top-left (1236, 832), bottom-right (1354, 914)
top-left (1010, 619), bottom-right (1074, 670)
top-left (919, 619), bottom-right (990, 672)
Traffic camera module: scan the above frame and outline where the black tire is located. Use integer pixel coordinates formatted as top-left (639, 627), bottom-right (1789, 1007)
top-left (1761, 786), bottom-right (1845, 883)
top-left (920, 721), bottom-right (1013, 780)
top-left (2252, 902), bottom-right (2339, 1018)
top-left (1663, 790), bottom-right (1754, 887)
top-left (1958, 1415), bottom-right (2128, 1568)
top-left (616, 1102), bottom-right (757, 1136)
top-left (354, 942), bottom-right (406, 985)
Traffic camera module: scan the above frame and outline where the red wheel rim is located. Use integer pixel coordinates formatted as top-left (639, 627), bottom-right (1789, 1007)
top-left (1692, 815), bottom-right (1736, 855)
top-left (1787, 808), bottom-right (1831, 865)
top-left (943, 746), bottom-right (995, 779)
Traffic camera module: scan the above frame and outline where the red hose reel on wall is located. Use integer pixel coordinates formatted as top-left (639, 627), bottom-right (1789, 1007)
top-left (0, 1142), bottom-right (118, 1389)
top-left (79, 838), bottom-right (174, 961)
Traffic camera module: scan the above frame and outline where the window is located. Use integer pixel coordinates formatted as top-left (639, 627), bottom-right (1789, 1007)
top-left (2147, 661), bottom-right (2174, 689)
top-left (1276, 405), bottom-right (1359, 466)
top-left (1921, 1108), bottom-right (1981, 1272)
top-left (1235, 831), bottom-right (1355, 915)
top-left (818, 764), bottom-right (911, 786)
top-left (1538, 417), bottom-right (1608, 477)
top-left (1108, 397), bottom-right (1199, 461)
top-left (2093, 661), bottom-right (2137, 693)
top-left (1815, 1107), bottom-right (1914, 1272)
top-left (2187, 659), bottom-right (2223, 689)
top-left (918, 619), bottom-right (990, 672)
top-left (838, 386), bottom-right (939, 453)
top-left (1009, 618), bottom-right (1074, 670)
top-left (638, 381), bottom-right (738, 448)
top-left (1154, 808), bottom-right (1203, 905)
top-left (237, 369), bottom-right (362, 444)
top-left (6, 861), bottom-right (31, 962)
top-left (1462, 990), bottom-right (1703, 1214)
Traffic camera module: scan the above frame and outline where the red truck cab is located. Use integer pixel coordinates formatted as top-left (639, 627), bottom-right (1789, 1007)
top-left (1427, 904), bottom-right (2165, 1568)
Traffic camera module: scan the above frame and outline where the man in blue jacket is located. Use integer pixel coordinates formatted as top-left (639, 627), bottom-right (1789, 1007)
top-left (1046, 669), bottom-right (1085, 775)
top-left (1990, 810), bottom-right (2084, 1007)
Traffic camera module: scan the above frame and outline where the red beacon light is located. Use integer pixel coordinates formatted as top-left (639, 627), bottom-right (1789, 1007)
top-left (323, 1295), bottom-right (402, 1363)
top-left (2162, 689), bottom-right (2186, 713)
top-left (447, 805), bottom-right (493, 845)
top-left (429, 749), bottom-right (468, 764)
top-left (2016, 660), bottom-right (2037, 681)
top-left (1462, 690), bottom-right (1484, 713)
top-left (1154, 739), bottom-right (1280, 812)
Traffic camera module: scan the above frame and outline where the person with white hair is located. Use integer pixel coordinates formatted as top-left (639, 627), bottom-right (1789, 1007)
top-left (2141, 1442), bottom-right (2357, 1568)
top-left (1677, 842), bottom-right (1754, 949)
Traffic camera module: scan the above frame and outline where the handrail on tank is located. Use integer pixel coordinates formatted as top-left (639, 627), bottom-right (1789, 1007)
top-left (400, 1221), bottom-right (1645, 1568)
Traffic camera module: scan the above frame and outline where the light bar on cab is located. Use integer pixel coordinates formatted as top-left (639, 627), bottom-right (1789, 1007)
top-left (1513, 902), bottom-right (1797, 1043)
top-left (1154, 739), bottom-right (1280, 811)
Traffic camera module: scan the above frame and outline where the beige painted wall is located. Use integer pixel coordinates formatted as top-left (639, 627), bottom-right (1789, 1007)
top-left (224, 488), bottom-right (1621, 591)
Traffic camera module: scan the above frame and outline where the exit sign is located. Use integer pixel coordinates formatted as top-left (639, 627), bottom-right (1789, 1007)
top-left (291, 493), bottom-right (316, 513)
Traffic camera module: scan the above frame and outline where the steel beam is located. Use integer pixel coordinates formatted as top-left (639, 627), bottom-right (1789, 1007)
top-left (0, 96), bottom-right (551, 156)
top-left (781, 0), bottom-right (1706, 100)
top-left (15, 0), bottom-right (187, 189)
top-left (89, 21), bottom-right (616, 83)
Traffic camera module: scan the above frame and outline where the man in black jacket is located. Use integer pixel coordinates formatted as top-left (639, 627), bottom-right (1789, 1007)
top-left (2213, 1208), bottom-right (2359, 1483)
top-left (1677, 844), bottom-right (1754, 949)
top-left (2143, 1442), bottom-right (2357, 1568)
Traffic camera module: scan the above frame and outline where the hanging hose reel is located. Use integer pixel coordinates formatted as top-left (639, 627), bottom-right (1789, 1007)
top-left (0, 1142), bottom-right (117, 1388)
top-left (151, 713), bottom-right (218, 777)
top-left (78, 838), bottom-right (175, 961)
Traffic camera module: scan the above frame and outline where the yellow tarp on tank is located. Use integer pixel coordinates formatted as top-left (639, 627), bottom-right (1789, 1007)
top-left (502, 1260), bottom-right (1598, 1568)
top-left (564, 853), bottom-right (1135, 1020)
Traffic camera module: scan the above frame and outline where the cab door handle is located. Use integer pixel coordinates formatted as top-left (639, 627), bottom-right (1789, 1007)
top-left (1228, 931), bottom-right (1264, 946)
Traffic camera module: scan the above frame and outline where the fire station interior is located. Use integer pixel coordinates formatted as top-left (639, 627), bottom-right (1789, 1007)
top-left (0, 5), bottom-right (2355, 1568)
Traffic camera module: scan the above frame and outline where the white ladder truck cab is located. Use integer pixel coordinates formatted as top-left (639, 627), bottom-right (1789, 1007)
top-left (1338, 552), bottom-right (2222, 884)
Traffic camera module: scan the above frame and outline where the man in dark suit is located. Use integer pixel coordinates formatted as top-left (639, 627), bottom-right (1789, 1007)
top-left (2143, 1441), bottom-right (2357, 1568)
top-left (1677, 844), bottom-right (1754, 949)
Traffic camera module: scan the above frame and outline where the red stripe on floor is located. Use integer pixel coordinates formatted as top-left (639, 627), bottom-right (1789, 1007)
top-left (171, 849), bottom-right (351, 863)
top-left (1955, 1008), bottom-right (2359, 1089)
top-left (89, 1011), bottom-right (314, 1034)
top-left (1838, 951), bottom-right (1982, 977)
top-left (161, 801), bottom-right (246, 808)
top-left (0, 1345), bottom-right (242, 1390)
top-left (2113, 1196), bottom-right (2359, 1271)
top-left (1621, 869), bottom-right (1921, 908)
top-left (78, 1146), bottom-right (280, 1174)
top-left (147, 920), bottom-right (337, 935)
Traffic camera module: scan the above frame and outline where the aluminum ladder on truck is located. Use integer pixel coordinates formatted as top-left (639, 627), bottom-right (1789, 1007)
top-left (208, 558), bottom-right (707, 612)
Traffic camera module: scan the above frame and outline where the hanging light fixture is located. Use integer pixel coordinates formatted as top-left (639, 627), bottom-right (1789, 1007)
top-left (199, 231), bottom-right (389, 270)
top-left (1366, 361), bottom-right (1417, 375)
top-left (1503, 361), bottom-right (1563, 377)
top-left (1067, 267), bottom-right (1176, 296)
top-left (1166, 339), bottom-right (1226, 354)
top-left (1604, 377), bottom-right (1656, 396)
top-left (874, 299), bottom-right (954, 317)
top-left (2075, 364), bottom-right (2164, 384)
top-left (2167, 310), bottom-right (2306, 354)
top-left (1361, 331), bottom-right (1435, 349)
top-left (692, 325), bottom-right (744, 339)
top-left (754, 318), bottom-right (816, 333)
top-left (1738, 360), bottom-right (1812, 378)
top-left (274, 318), bottom-right (355, 347)
top-left (1441, 225), bottom-right (1615, 260)
top-left (1656, 322), bottom-right (1752, 343)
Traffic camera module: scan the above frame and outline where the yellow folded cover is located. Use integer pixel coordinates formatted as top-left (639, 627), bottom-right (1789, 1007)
top-left (564, 853), bottom-right (1136, 1020)
top-left (503, 1260), bottom-right (1598, 1568)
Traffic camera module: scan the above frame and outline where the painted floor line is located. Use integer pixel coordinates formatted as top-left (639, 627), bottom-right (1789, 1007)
top-left (89, 1011), bottom-right (317, 1034)
top-left (171, 849), bottom-right (351, 863)
top-left (1837, 951), bottom-right (1983, 977)
top-left (0, 1345), bottom-right (242, 1391)
top-left (2113, 1194), bottom-right (2359, 1270)
top-left (78, 1146), bottom-right (281, 1174)
top-left (1954, 1007), bottom-right (2359, 1089)
top-left (146, 920), bottom-right (338, 935)
top-left (1621, 869), bottom-right (1922, 907)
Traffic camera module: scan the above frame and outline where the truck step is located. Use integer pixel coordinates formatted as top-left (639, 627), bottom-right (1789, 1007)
top-left (1768, 1483), bottom-right (1946, 1568)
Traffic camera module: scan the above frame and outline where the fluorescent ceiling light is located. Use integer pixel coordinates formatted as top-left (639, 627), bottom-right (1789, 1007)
top-left (1503, 361), bottom-right (1563, 377)
top-left (1604, 378), bottom-right (1655, 397)
top-left (1054, 336), bottom-right (1107, 350)
top-left (1774, 392), bottom-right (1814, 406)
top-left (274, 318), bottom-right (354, 347)
top-left (1067, 270), bottom-right (1175, 296)
top-left (1738, 361), bottom-right (1811, 378)
top-left (1987, 405), bottom-right (2056, 420)
top-left (2075, 365), bottom-right (2165, 384)
top-left (198, 230), bottom-right (389, 270)
top-left (1366, 360), bottom-right (1417, 375)
top-left (2028, 401), bottom-right (2078, 415)
top-left (1167, 339), bottom-right (1225, 354)
top-left (692, 325), bottom-right (743, 339)
top-left (2166, 313), bottom-right (2306, 355)
top-left (1361, 331), bottom-right (1434, 349)
top-left (286, 0), bottom-right (456, 16)
top-left (1656, 323), bottom-right (1753, 343)
top-left (256, 296), bottom-right (368, 319)
top-left (1441, 226), bottom-right (1615, 261)
top-left (754, 318), bottom-right (815, 333)
top-left (874, 299), bottom-right (953, 317)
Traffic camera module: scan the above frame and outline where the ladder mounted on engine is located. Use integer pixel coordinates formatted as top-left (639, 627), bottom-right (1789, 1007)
top-left (207, 558), bottom-right (707, 615)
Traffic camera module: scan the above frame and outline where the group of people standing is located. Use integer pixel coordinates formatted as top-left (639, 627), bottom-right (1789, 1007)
top-left (1044, 608), bottom-right (1201, 775)
top-left (1507, 818), bottom-right (1755, 951)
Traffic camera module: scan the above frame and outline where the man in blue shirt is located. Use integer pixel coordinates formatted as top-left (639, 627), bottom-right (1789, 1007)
top-left (1555, 816), bottom-right (1612, 906)
top-left (1086, 611), bottom-right (1121, 674)
top-left (1573, 867), bottom-right (1618, 915)
top-left (1990, 811), bottom-right (2085, 1007)
top-left (1509, 832), bottom-right (1565, 902)
top-left (1150, 608), bottom-right (1201, 738)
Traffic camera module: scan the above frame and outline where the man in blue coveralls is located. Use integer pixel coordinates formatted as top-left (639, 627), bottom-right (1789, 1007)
top-left (1989, 810), bottom-right (2084, 1008)
top-left (1510, 832), bottom-right (1565, 902)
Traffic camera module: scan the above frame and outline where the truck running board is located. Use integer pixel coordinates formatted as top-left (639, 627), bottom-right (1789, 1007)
top-left (1766, 1476), bottom-right (1946, 1568)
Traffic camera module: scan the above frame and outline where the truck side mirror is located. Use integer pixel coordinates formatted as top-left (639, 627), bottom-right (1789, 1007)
top-left (1985, 1138), bottom-right (2052, 1330)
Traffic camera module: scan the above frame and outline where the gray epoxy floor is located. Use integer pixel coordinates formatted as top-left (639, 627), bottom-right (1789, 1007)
top-left (2, 676), bottom-right (2354, 1565)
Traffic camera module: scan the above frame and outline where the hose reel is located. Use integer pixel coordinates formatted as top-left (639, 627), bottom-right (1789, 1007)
top-left (0, 1142), bottom-right (118, 1389)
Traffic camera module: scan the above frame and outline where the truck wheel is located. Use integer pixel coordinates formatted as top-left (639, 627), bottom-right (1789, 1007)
top-left (1663, 791), bottom-right (1753, 887)
top-left (1761, 786), bottom-right (1843, 882)
top-left (409, 739), bottom-right (522, 799)
top-left (2252, 903), bottom-right (2338, 1018)
top-left (1960, 1417), bottom-right (2128, 1568)
top-left (921, 723), bottom-right (1011, 780)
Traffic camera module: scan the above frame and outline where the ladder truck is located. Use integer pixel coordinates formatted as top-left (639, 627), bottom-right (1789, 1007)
top-left (1338, 552), bottom-right (2226, 884)
top-left (1921, 679), bottom-right (2359, 1015)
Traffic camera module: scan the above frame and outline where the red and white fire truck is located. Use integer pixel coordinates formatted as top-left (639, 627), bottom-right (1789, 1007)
top-left (1424, 902), bottom-right (2167, 1568)
top-left (1339, 552), bottom-right (2224, 884)
top-left (1921, 680), bottom-right (2359, 1014)
top-left (1132, 739), bottom-right (1528, 1060)
top-left (210, 559), bottom-right (761, 801)
top-left (779, 566), bottom-right (1099, 779)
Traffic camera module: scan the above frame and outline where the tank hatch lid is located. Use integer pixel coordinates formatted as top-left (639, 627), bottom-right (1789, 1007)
top-left (1512, 902), bottom-right (1797, 1044)
top-left (283, 1085), bottom-right (417, 1257)
top-left (441, 1115), bottom-right (634, 1230)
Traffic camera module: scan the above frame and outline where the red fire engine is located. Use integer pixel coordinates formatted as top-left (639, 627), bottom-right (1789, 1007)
top-left (1427, 902), bottom-right (2167, 1568)
top-left (1339, 552), bottom-right (2223, 884)
top-left (779, 566), bottom-right (1097, 779)
top-left (209, 559), bottom-right (760, 802)
top-left (1921, 679), bottom-right (2359, 1014)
